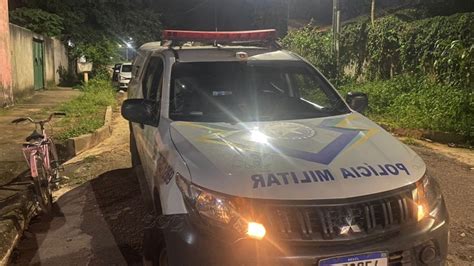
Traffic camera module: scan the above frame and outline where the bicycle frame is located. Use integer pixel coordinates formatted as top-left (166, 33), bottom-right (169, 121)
top-left (22, 127), bottom-right (52, 180)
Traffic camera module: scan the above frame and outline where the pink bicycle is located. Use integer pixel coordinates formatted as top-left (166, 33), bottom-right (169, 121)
top-left (11, 112), bottom-right (66, 214)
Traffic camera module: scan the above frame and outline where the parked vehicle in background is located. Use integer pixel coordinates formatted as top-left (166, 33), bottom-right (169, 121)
top-left (112, 63), bottom-right (122, 85)
top-left (117, 63), bottom-right (132, 90)
top-left (122, 30), bottom-right (449, 266)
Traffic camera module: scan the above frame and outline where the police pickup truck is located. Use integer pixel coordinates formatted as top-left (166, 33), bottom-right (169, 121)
top-left (122, 30), bottom-right (448, 266)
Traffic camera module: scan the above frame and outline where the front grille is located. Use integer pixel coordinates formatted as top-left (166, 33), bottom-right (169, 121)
top-left (262, 190), bottom-right (416, 241)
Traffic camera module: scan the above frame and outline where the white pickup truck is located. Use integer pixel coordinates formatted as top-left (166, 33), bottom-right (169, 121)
top-left (122, 30), bottom-right (448, 266)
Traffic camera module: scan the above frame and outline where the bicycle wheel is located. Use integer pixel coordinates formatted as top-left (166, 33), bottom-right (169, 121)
top-left (48, 139), bottom-right (60, 183)
top-left (33, 155), bottom-right (52, 214)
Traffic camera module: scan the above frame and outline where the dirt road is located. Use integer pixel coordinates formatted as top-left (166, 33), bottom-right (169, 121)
top-left (10, 113), bottom-right (474, 265)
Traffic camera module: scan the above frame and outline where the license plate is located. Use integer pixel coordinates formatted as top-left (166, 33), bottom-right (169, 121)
top-left (319, 252), bottom-right (388, 266)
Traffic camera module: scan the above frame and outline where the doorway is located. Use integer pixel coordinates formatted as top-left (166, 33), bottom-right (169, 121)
top-left (33, 39), bottom-right (44, 90)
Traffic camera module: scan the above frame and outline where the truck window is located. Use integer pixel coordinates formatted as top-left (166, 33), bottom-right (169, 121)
top-left (142, 57), bottom-right (164, 101)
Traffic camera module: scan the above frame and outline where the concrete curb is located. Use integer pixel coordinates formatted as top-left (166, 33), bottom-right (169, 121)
top-left (378, 123), bottom-right (469, 145)
top-left (0, 179), bottom-right (35, 266)
top-left (65, 106), bottom-right (113, 157)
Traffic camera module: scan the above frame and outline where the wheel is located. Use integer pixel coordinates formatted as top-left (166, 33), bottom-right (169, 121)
top-left (143, 189), bottom-right (168, 266)
top-left (142, 221), bottom-right (168, 266)
top-left (129, 123), bottom-right (140, 168)
top-left (48, 140), bottom-right (61, 184)
top-left (142, 228), bottom-right (168, 266)
top-left (33, 155), bottom-right (52, 214)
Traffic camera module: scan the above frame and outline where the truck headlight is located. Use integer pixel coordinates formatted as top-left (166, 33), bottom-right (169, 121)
top-left (414, 174), bottom-right (442, 221)
top-left (176, 173), bottom-right (236, 224)
top-left (176, 173), bottom-right (266, 240)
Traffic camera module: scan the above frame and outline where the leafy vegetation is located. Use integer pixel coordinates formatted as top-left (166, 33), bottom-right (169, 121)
top-left (57, 79), bottom-right (116, 139)
top-left (339, 76), bottom-right (473, 138)
top-left (9, 8), bottom-right (63, 37)
top-left (283, 12), bottom-right (473, 87)
top-left (283, 12), bottom-right (473, 139)
top-left (10, 0), bottom-right (163, 77)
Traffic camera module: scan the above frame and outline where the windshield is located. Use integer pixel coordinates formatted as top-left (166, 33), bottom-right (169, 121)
top-left (169, 61), bottom-right (349, 122)
top-left (121, 64), bottom-right (132, 72)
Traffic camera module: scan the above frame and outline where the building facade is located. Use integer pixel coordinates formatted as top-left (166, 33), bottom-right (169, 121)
top-left (0, 0), bottom-right (13, 107)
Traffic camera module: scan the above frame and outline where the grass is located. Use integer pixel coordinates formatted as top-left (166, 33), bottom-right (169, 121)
top-left (56, 79), bottom-right (116, 140)
top-left (400, 137), bottom-right (422, 147)
top-left (338, 75), bottom-right (473, 140)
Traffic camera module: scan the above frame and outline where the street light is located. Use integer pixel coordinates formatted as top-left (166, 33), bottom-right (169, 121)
top-left (125, 42), bottom-right (133, 61)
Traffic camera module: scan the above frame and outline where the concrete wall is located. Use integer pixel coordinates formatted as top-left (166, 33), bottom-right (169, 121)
top-left (9, 23), bottom-right (69, 101)
top-left (0, 0), bottom-right (12, 107)
top-left (10, 24), bottom-right (35, 98)
top-left (52, 38), bottom-right (69, 84)
top-left (44, 37), bottom-right (55, 87)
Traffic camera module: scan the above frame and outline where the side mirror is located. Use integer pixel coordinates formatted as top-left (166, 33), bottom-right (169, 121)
top-left (121, 99), bottom-right (159, 127)
top-left (346, 92), bottom-right (368, 113)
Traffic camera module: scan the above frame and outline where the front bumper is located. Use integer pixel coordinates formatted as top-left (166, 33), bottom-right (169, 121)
top-left (118, 79), bottom-right (130, 89)
top-left (164, 200), bottom-right (448, 266)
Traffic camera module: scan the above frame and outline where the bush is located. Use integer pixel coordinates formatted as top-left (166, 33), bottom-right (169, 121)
top-left (10, 8), bottom-right (63, 37)
top-left (283, 12), bottom-right (474, 88)
top-left (57, 79), bottom-right (116, 139)
top-left (282, 26), bottom-right (337, 81)
top-left (339, 76), bottom-right (473, 137)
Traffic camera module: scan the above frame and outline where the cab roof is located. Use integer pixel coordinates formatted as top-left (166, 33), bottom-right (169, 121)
top-left (138, 42), bottom-right (300, 63)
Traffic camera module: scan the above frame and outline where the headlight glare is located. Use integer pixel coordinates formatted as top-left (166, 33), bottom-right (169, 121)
top-left (176, 173), bottom-right (235, 224)
top-left (194, 190), bottom-right (234, 224)
top-left (176, 173), bottom-right (267, 240)
top-left (414, 174), bottom-right (442, 221)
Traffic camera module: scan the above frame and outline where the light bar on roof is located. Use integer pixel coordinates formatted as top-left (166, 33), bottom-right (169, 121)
top-left (162, 29), bottom-right (277, 42)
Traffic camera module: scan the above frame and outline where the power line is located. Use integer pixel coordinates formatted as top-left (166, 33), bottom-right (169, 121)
top-left (180, 0), bottom-right (210, 15)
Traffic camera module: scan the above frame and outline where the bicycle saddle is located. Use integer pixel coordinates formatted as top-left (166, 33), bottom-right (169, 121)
top-left (26, 130), bottom-right (44, 142)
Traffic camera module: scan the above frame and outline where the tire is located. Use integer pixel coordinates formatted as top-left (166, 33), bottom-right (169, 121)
top-left (48, 140), bottom-right (61, 183)
top-left (33, 155), bottom-right (52, 214)
top-left (142, 189), bottom-right (168, 266)
top-left (142, 221), bottom-right (168, 266)
top-left (129, 123), bottom-right (140, 168)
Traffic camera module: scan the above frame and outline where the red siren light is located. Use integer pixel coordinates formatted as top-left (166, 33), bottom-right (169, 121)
top-left (162, 29), bottom-right (277, 42)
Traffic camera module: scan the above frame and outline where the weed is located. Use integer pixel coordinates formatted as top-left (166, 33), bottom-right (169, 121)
top-left (57, 79), bottom-right (116, 139)
top-left (401, 137), bottom-right (421, 147)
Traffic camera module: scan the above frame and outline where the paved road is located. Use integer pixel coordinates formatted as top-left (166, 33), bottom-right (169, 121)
top-left (10, 114), bottom-right (474, 265)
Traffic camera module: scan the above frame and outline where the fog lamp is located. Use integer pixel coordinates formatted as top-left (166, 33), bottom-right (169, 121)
top-left (247, 222), bottom-right (266, 240)
top-left (420, 246), bottom-right (437, 264)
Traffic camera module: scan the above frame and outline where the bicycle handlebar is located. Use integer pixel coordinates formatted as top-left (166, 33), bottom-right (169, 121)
top-left (11, 112), bottom-right (66, 124)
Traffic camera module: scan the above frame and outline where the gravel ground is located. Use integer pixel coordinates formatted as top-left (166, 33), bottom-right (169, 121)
top-left (10, 113), bottom-right (474, 265)
top-left (411, 146), bottom-right (474, 265)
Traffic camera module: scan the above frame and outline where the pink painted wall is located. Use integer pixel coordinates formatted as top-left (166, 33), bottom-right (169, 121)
top-left (0, 0), bottom-right (13, 106)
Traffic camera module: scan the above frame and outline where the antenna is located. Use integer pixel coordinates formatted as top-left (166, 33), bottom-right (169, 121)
top-left (214, 0), bottom-right (218, 45)
top-left (214, 0), bottom-right (218, 32)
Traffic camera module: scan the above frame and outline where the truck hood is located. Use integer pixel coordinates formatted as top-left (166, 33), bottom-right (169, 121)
top-left (170, 113), bottom-right (425, 200)
top-left (120, 72), bottom-right (131, 78)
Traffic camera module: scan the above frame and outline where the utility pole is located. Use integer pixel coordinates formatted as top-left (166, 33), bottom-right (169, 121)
top-left (332, 0), bottom-right (341, 73)
top-left (371, 0), bottom-right (376, 26)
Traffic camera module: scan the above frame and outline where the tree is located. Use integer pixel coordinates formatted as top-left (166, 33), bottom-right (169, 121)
top-left (9, 7), bottom-right (63, 37)
top-left (10, 0), bottom-right (163, 75)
